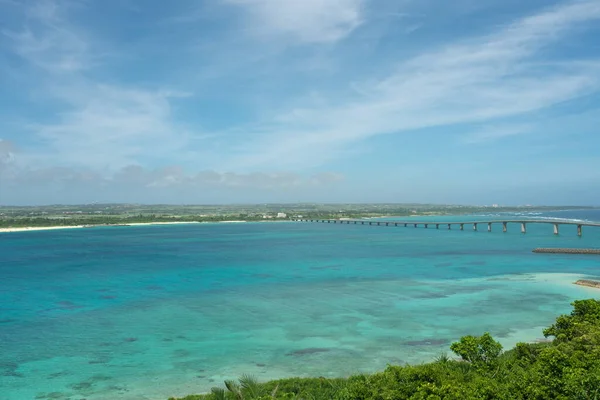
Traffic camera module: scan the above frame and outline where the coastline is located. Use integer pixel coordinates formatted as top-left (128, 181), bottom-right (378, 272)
top-left (0, 225), bottom-right (87, 233)
top-left (0, 220), bottom-right (287, 233)
top-left (0, 221), bottom-right (202, 233)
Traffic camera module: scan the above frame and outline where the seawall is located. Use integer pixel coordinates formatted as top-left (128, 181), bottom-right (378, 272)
top-left (532, 248), bottom-right (600, 255)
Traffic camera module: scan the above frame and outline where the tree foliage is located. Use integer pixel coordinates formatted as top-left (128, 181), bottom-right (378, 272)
top-left (449, 332), bottom-right (503, 368)
top-left (170, 299), bottom-right (600, 400)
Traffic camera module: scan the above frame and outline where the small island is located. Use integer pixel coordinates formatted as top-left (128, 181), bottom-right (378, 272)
top-left (575, 279), bottom-right (600, 289)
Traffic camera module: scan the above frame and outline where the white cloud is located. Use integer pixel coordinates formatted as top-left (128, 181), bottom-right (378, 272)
top-left (0, 139), bottom-right (16, 171)
top-left (462, 124), bottom-right (532, 144)
top-left (223, 0), bottom-right (600, 169)
top-left (3, 1), bottom-right (207, 172)
top-left (2, 0), bottom-right (92, 73)
top-left (223, 0), bottom-right (365, 43)
top-left (29, 84), bottom-right (196, 170)
top-left (3, 164), bottom-right (344, 190)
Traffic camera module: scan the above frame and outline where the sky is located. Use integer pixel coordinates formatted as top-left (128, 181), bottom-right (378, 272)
top-left (1, 0), bottom-right (600, 205)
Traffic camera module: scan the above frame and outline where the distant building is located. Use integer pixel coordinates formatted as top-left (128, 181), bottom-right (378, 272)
top-left (492, 204), bottom-right (499, 208)
top-left (276, 212), bottom-right (287, 218)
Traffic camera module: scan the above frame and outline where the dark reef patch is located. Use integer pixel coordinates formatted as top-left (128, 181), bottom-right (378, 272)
top-left (88, 359), bottom-right (109, 365)
top-left (48, 371), bottom-right (70, 379)
top-left (34, 392), bottom-right (68, 400)
top-left (1, 361), bottom-right (22, 377)
top-left (286, 348), bottom-right (330, 356)
top-left (403, 339), bottom-right (448, 346)
top-left (435, 262), bottom-right (453, 268)
top-left (310, 265), bottom-right (342, 271)
top-left (467, 261), bottom-right (487, 266)
top-left (172, 349), bottom-right (192, 358)
top-left (90, 374), bottom-right (112, 382)
top-left (56, 301), bottom-right (82, 310)
top-left (70, 381), bottom-right (93, 391)
top-left (413, 292), bottom-right (448, 299)
top-left (252, 273), bottom-right (273, 279)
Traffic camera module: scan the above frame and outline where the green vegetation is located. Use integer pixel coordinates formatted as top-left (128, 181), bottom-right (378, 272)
top-left (0, 203), bottom-right (594, 228)
top-left (170, 299), bottom-right (600, 400)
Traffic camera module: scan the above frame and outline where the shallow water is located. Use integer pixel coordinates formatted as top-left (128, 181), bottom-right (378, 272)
top-left (1, 210), bottom-right (600, 400)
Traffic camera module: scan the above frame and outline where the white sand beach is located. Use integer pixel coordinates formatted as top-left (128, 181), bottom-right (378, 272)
top-left (0, 221), bottom-right (203, 233)
top-left (0, 226), bottom-right (86, 233)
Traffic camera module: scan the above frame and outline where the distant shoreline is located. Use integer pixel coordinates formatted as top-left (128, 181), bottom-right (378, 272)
top-left (0, 221), bottom-right (200, 233)
top-left (0, 220), bottom-right (294, 233)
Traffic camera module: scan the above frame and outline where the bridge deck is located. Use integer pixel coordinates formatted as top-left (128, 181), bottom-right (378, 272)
top-left (298, 219), bottom-right (600, 227)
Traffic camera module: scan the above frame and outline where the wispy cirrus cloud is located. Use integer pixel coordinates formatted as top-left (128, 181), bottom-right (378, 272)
top-left (2, 0), bottom-right (208, 172)
top-left (222, 0), bottom-right (600, 169)
top-left (462, 124), bottom-right (533, 144)
top-left (222, 0), bottom-right (365, 43)
top-left (2, 0), bottom-right (92, 73)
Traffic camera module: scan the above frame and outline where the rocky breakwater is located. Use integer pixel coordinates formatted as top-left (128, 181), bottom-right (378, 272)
top-left (575, 280), bottom-right (600, 289)
top-left (532, 248), bottom-right (600, 255)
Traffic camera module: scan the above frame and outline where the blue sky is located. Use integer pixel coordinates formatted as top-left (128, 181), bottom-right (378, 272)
top-left (1, 0), bottom-right (600, 205)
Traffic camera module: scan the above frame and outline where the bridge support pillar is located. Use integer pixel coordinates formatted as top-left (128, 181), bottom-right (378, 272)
top-left (361, 221), bottom-right (365, 225)
top-left (414, 223), bottom-right (418, 228)
top-left (578, 225), bottom-right (582, 237)
top-left (488, 223), bottom-right (492, 232)
top-left (404, 223), bottom-right (407, 227)
top-left (521, 223), bottom-right (527, 234)
top-left (436, 224), bottom-right (439, 229)
top-left (473, 223), bottom-right (478, 231)
top-left (448, 224), bottom-right (451, 230)
top-left (503, 222), bottom-right (507, 233)
top-left (460, 224), bottom-right (464, 231)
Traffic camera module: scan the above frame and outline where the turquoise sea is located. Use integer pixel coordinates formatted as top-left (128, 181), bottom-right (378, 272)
top-left (1, 210), bottom-right (600, 400)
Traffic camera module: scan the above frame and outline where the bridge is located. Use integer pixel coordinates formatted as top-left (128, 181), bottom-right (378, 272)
top-left (294, 219), bottom-right (600, 236)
